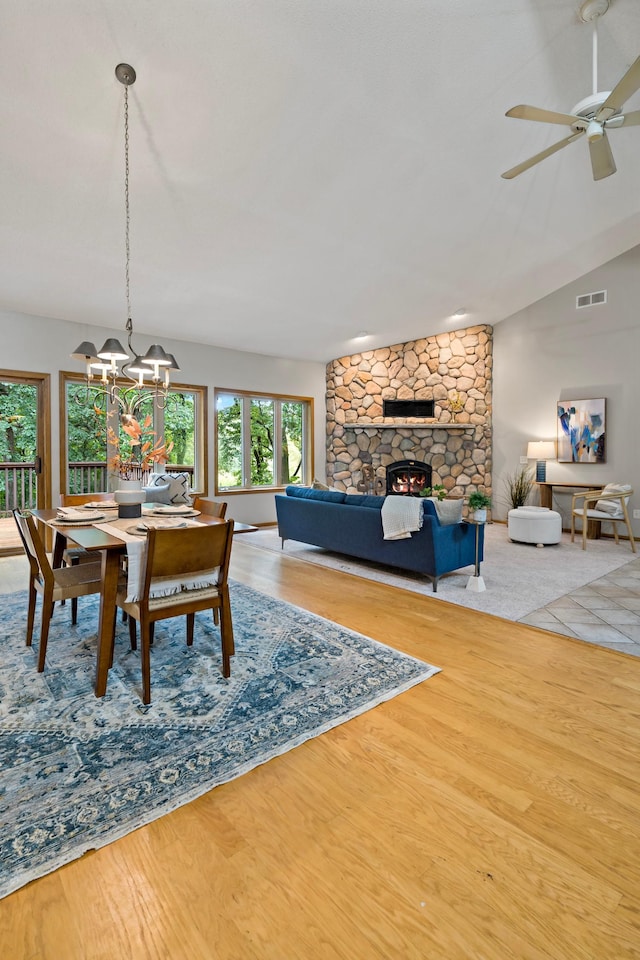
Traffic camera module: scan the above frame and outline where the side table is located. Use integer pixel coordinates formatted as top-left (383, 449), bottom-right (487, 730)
top-left (464, 519), bottom-right (486, 592)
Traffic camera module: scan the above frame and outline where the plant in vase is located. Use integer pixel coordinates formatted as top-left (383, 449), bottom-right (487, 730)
top-left (503, 465), bottom-right (535, 511)
top-left (468, 490), bottom-right (491, 523)
top-left (105, 410), bottom-right (173, 516)
top-left (107, 411), bottom-right (172, 482)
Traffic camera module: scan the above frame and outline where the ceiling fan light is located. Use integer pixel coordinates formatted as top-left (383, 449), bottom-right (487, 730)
top-left (587, 119), bottom-right (604, 142)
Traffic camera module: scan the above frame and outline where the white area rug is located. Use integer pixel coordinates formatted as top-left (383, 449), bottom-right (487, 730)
top-left (245, 524), bottom-right (636, 622)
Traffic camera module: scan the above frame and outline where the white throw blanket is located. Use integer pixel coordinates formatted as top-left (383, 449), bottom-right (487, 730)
top-left (381, 496), bottom-right (424, 540)
top-left (93, 521), bottom-right (219, 602)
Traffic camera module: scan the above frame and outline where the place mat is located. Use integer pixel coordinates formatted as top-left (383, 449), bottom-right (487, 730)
top-left (52, 511), bottom-right (106, 525)
top-left (144, 505), bottom-right (200, 517)
top-left (83, 501), bottom-right (118, 509)
top-left (132, 517), bottom-right (203, 534)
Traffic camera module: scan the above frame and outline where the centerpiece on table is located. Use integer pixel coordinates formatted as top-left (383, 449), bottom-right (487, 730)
top-left (107, 411), bottom-right (173, 518)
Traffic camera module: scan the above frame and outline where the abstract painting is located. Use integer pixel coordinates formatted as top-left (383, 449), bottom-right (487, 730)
top-left (557, 398), bottom-right (606, 463)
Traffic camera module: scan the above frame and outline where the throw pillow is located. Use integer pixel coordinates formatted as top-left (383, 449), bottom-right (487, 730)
top-left (147, 471), bottom-right (191, 504)
top-left (142, 482), bottom-right (172, 504)
top-left (432, 499), bottom-right (464, 525)
top-left (595, 483), bottom-right (631, 517)
top-left (312, 478), bottom-right (330, 490)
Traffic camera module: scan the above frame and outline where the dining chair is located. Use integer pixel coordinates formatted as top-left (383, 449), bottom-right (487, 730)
top-left (59, 492), bottom-right (114, 619)
top-left (116, 519), bottom-right (235, 704)
top-left (192, 497), bottom-right (228, 518)
top-left (190, 500), bottom-right (229, 623)
top-left (12, 510), bottom-right (103, 672)
top-left (571, 484), bottom-right (636, 552)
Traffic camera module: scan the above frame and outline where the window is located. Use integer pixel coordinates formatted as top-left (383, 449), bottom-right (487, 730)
top-left (215, 389), bottom-right (313, 493)
top-left (60, 373), bottom-right (207, 494)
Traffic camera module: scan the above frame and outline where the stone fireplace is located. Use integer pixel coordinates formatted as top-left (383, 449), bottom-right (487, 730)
top-left (325, 324), bottom-right (492, 500)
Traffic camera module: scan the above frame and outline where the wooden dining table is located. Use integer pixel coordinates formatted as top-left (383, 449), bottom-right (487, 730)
top-left (32, 507), bottom-right (254, 698)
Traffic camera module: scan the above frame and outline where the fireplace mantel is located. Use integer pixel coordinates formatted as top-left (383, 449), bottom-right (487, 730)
top-left (351, 421), bottom-right (474, 431)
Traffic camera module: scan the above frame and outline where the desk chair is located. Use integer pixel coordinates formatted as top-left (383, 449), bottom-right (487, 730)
top-left (571, 484), bottom-right (636, 552)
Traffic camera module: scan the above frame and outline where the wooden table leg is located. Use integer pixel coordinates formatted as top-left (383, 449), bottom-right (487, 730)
top-left (51, 530), bottom-right (67, 569)
top-left (538, 484), bottom-right (552, 509)
top-left (95, 549), bottom-right (121, 697)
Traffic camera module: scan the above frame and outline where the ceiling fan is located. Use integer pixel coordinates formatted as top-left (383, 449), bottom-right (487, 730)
top-left (501, 0), bottom-right (640, 181)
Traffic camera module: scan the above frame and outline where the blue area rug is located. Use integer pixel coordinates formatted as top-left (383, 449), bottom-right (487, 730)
top-left (0, 580), bottom-right (439, 900)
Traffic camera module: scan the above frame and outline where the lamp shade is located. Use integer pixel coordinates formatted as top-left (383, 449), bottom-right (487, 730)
top-left (97, 338), bottom-right (129, 361)
top-left (142, 344), bottom-right (172, 366)
top-left (71, 341), bottom-right (99, 361)
top-left (527, 441), bottom-right (556, 461)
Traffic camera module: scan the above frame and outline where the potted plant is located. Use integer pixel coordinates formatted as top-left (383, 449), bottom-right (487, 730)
top-left (419, 484), bottom-right (447, 501)
top-left (468, 490), bottom-right (491, 523)
top-left (503, 465), bottom-right (534, 511)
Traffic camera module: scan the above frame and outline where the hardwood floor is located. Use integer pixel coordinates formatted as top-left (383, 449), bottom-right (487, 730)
top-left (2, 540), bottom-right (640, 959)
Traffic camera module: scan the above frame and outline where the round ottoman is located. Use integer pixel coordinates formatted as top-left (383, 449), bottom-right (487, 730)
top-left (508, 506), bottom-right (562, 547)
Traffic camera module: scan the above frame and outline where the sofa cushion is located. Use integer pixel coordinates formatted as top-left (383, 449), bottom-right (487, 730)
top-left (344, 494), bottom-right (386, 509)
top-left (147, 471), bottom-right (191, 504)
top-left (285, 485), bottom-right (346, 503)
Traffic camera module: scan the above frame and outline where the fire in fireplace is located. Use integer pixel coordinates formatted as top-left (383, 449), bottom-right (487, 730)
top-left (386, 459), bottom-right (432, 497)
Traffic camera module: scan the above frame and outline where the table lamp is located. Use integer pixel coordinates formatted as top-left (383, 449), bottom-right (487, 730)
top-left (527, 441), bottom-right (556, 482)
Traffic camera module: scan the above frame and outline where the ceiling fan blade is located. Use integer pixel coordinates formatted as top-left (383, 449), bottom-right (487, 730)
top-left (506, 104), bottom-right (582, 126)
top-left (618, 109), bottom-right (640, 127)
top-left (596, 55), bottom-right (640, 121)
top-left (501, 131), bottom-right (584, 180)
top-left (589, 132), bottom-right (616, 181)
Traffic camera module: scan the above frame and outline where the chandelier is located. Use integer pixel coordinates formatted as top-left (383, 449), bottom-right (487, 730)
top-left (71, 63), bottom-right (179, 415)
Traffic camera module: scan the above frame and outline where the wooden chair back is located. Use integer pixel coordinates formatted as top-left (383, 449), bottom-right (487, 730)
top-left (143, 520), bottom-right (234, 595)
top-left (119, 520), bottom-right (235, 704)
top-left (13, 510), bottom-right (53, 589)
top-left (60, 492), bottom-right (113, 506)
top-left (192, 497), bottom-right (228, 519)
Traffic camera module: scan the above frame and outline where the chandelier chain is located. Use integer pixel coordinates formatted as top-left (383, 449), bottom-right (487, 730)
top-left (124, 84), bottom-right (131, 328)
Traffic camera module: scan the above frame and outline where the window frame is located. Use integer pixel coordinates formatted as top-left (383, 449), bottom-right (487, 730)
top-left (59, 372), bottom-right (208, 495)
top-left (214, 387), bottom-right (314, 495)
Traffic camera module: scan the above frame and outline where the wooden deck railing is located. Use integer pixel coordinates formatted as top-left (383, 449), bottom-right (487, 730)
top-left (0, 462), bottom-right (38, 515)
top-left (0, 462), bottom-right (195, 516)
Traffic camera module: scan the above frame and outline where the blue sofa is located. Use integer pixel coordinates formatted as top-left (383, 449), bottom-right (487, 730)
top-left (274, 486), bottom-right (483, 592)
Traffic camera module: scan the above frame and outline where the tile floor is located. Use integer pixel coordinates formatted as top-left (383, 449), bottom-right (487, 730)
top-left (520, 556), bottom-right (640, 656)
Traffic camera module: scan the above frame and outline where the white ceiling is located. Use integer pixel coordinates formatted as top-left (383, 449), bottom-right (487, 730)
top-left (2, 0), bottom-right (639, 363)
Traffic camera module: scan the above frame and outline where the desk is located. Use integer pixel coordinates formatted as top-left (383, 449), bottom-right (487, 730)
top-left (536, 481), bottom-right (604, 537)
top-left (33, 508), bottom-right (233, 698)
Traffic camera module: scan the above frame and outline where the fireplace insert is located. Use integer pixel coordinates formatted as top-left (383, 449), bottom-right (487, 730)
top-left (386, 459), bottom-right (432, 497)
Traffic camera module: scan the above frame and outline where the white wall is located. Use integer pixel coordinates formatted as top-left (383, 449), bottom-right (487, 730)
top-left (493, 245), bottom-right (640, 532)
top-left (1, 311), bottom-right (327, 524)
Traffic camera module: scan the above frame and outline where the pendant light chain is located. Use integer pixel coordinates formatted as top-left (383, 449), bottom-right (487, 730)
top-left (124, 83), bottom-right (132, 339)
top-left (70, 63), bottom-right (178, 409)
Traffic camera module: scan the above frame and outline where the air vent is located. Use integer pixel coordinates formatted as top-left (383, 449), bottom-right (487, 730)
top-left (576, 290), bottom-right (607, 309)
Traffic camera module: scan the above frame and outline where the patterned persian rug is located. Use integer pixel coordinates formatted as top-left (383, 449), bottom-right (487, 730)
top-left (0, 581), bottom-right (439, 900)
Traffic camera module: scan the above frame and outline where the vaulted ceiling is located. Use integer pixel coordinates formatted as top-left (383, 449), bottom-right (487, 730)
top-left (2, 0), bottom-right (639, 362)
